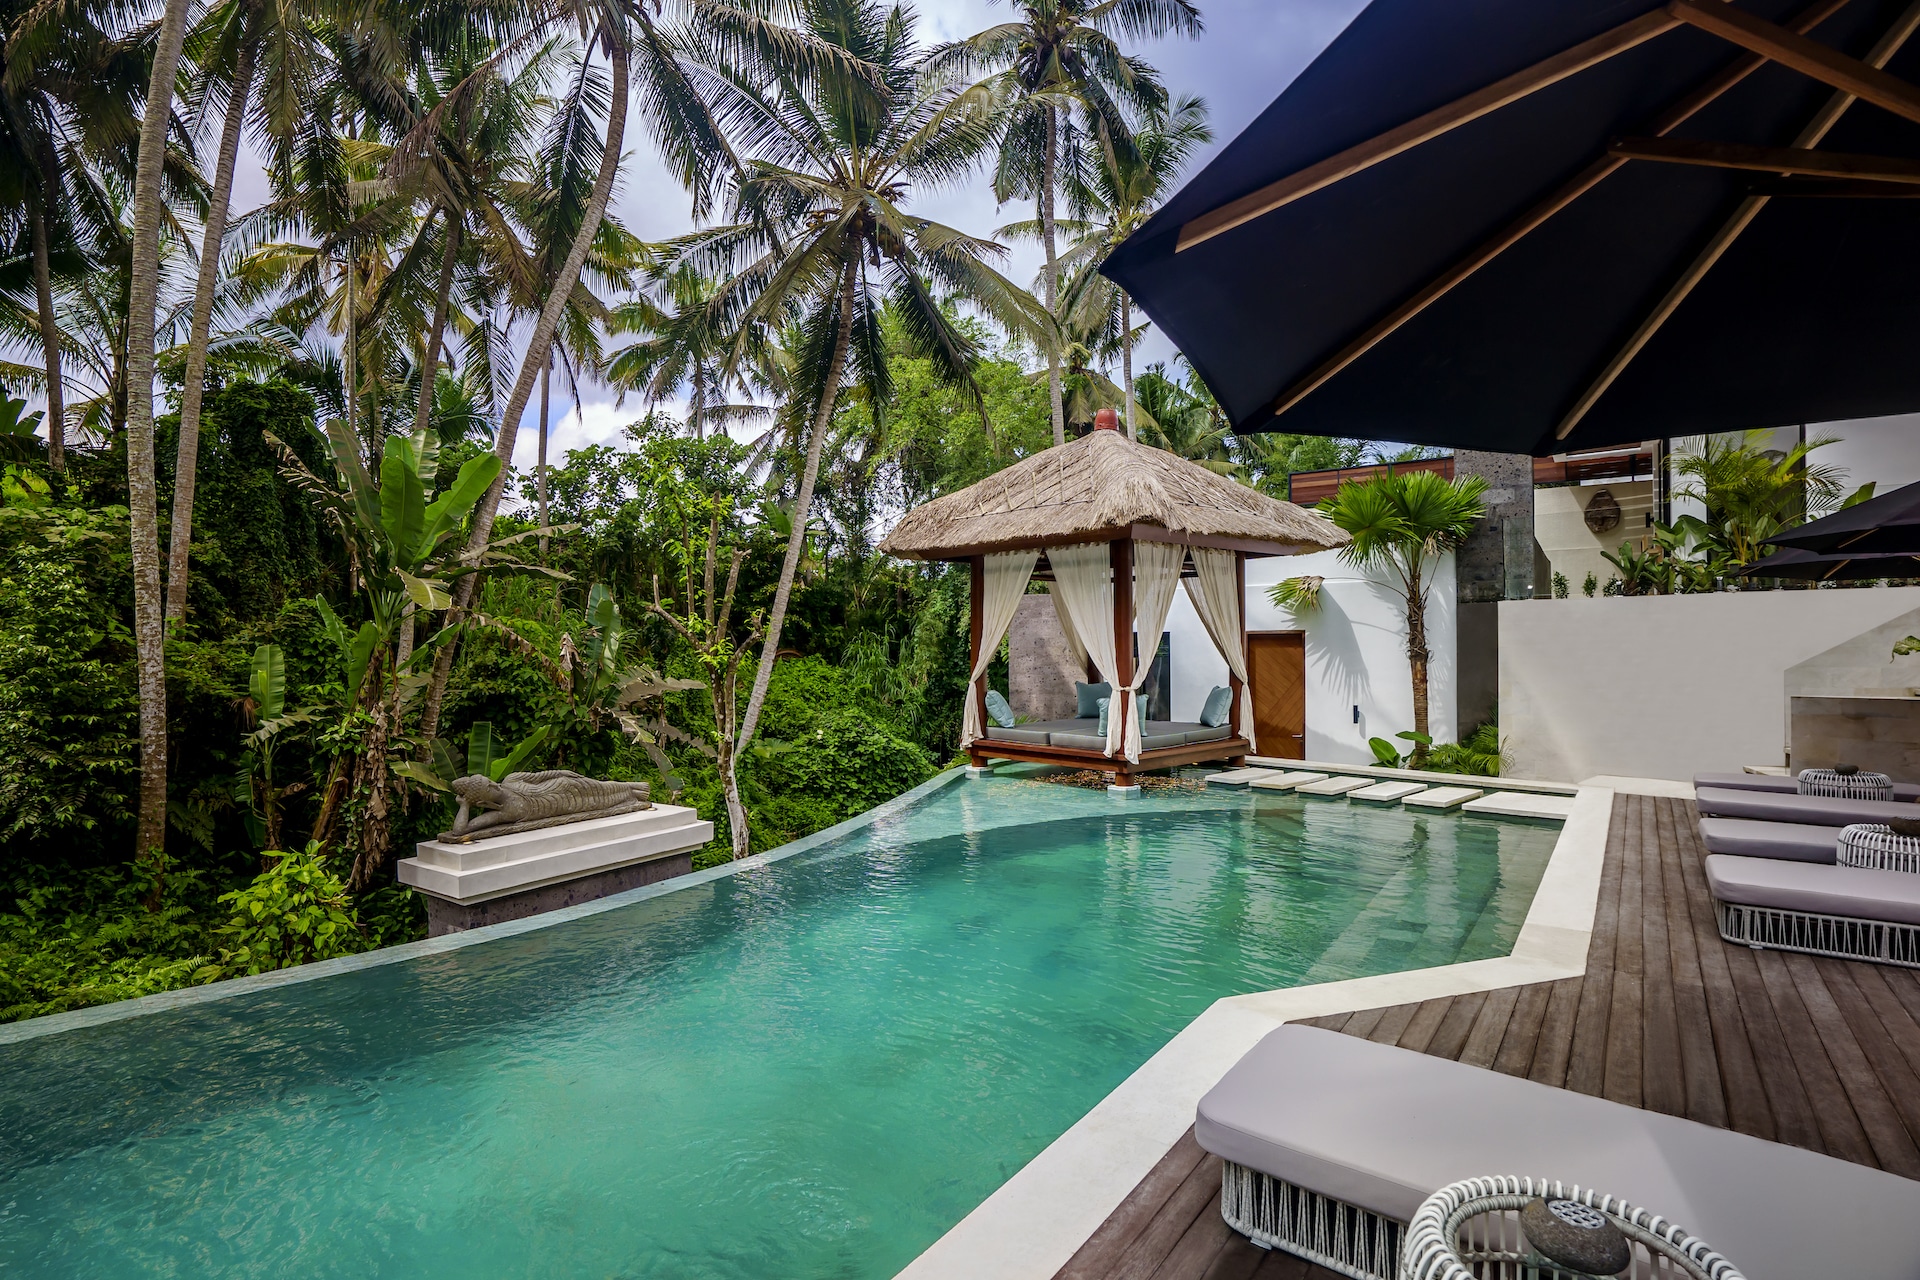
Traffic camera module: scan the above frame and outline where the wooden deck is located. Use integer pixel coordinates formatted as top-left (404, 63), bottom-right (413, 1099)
top-left (1053, 793), bottom-right (1920, 1280)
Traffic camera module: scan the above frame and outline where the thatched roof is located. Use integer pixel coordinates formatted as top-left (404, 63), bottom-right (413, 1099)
top-left (878, 427), bottom-right (1347, 560)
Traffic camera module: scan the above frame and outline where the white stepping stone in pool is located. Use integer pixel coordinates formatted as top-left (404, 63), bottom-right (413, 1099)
top-left (1462, 791), bottom-right (1575, 820)
top-left (1403, 785), bottom-right (1486, 810)
top-left (1348, 781), bottom-right (1428, 805)
top-left (1294, 775), bottom-right (1373, 796)
top-left (1205, 767), bottom-right (1280, 786)
top-left (1249, 771), bottom-right (1329, 791)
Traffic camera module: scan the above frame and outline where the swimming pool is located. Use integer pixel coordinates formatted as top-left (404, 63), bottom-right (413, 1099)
top-left (0, 771), bottom-right (1560, 1279)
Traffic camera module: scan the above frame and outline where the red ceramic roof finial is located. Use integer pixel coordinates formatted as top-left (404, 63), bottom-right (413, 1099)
top-left (1093, 408), bottom-right (1120, 432)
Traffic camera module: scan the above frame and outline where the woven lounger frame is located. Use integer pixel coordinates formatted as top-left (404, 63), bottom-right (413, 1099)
top-left (1716, 899), bottom-right (1920, 969)
top-left (1221, 1160), bottom-right (1403, 1280)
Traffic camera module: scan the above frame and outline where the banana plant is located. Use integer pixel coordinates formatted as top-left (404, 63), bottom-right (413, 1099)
top-left (562, 583), bottom-right (709, 792)
top-left (391, 721), bottom-right (550, 792)
top-left (238, 645), bottom-right (315, 854)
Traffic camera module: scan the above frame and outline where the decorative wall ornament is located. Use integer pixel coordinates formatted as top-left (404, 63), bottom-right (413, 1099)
top-left (1583, 487), bottom-right (1622, 534)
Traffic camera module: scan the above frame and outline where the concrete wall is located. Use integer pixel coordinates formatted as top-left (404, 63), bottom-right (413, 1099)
top-left (1163, 550), bottom-right (1458, 764)
top-left (1006, 593), bottom-right (1083, 722)
top-left (1535, 481), bottom-right (1654, 596)
top-left (1500, 587), bottom-right (1920, 782)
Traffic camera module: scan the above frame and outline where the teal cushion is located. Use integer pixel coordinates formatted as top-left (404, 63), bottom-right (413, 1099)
top-left (1096, 696), bottom-right (1147, 738)
top-left (1200, 685), bottom-right (1234, 728)
top-left (1076, 681), bottom-right (1112, 718)
top-left (984, 689), bottom-right (1016, 729)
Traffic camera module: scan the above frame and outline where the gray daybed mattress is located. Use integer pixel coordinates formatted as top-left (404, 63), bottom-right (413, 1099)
top-left (979, 718), bottom-right (1092, 747)
top-left (1694, 786), bottom-right (1920, 825)
top-left (980, 719), bottom-right (1238, 752)
top-left (1695, 771), bottom-right (1920, 800)
top-left (1697, 817), bottom-right (1840, 863)
top-left (1706, 854), bottom-right (1920, 926)
top-left (1196, 1024), bottom-right (1920, 1279)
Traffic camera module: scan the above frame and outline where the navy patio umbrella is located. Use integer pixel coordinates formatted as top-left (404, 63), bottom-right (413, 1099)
top-left (1744, 543), bottom-right (1920, 578)
top-left (1762, 477), bottom-right (1920, 552)
top-left (1102, 0), bottom-right (1920, 456)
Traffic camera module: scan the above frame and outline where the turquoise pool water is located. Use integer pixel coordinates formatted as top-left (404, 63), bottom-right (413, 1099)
top-left (0, 772), bottom-right (1559, 1279)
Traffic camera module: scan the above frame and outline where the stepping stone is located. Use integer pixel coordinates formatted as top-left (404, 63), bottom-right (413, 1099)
top-left (1462, 791), bottom-right (1575, 820)
top-left (1295, 775), bottom-right (1373, 796)
top-left (1205, 768), bottom-right (1278, 787)
top-left (1250, 771), bottom-right (1329, 792)
top-left (1403, 785), bottom-right (1486, 810)
top-left (1349, 781), bottom-right (1428, 804)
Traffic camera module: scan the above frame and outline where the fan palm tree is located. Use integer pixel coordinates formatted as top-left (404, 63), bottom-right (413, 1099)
top-left (929, 0), bottom-right (1200, 444)
top-left (1275, 472), bottom-right (1488, 761)
top-left (658, 0), bottom-right (1049, 853)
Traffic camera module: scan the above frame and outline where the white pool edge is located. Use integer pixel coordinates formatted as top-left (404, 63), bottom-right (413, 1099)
top-left (0, 768), bottom-right (971, 1047)
top-left (893, 780), bottom-right (1616, 1280)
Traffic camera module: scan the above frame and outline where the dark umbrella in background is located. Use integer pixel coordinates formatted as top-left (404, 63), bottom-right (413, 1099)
top-left (1761, 478), bottom-right (1920, 553)
top-left (1101, 0), bottom-right (1920, 455)
top-left (1744, 543), bottom-right (1920, 578)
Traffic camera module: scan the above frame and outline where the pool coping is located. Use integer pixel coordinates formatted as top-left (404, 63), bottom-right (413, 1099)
top-left (894, 774), bottom-right (1616, 1280)
top-left (0, 767), bottom-right (970, 1047)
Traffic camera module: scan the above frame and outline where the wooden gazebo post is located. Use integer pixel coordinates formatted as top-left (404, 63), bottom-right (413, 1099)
top-left (1229, 553), bottom-right (1247, 766)
top-left (1111, 536), bottom-right (1135, 789)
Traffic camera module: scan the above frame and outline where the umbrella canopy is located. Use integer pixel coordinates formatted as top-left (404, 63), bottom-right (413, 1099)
top-left (1102, 0), bottom-right (1920, 455)
top-left (875, 425), bottom-right (1344, 561)
top-left (1763, 478), bottom-right (1920, 553)
top-left (1744, 544), bottom-right (1920, 578)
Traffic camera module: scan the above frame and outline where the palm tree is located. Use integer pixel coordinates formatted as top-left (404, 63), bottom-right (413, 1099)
top-left (930, 0), bottom-right (1201, 444)
top-left (1132, 361), bottom-right (1232, 472)
top-left (605, 262), bottom-right (776, 440)
top-left (660, 0), bottom-right (1049, 855)
top-left (1274, 471), bottom-right (1488, 762)
top-left (1051, 93), bottom-right (1208, 437)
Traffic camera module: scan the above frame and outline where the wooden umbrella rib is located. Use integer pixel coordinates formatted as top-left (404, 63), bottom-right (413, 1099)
top-left (1555, 0), bottom-right (1920, 441)
top-left (1610, 135), bottom-right (1920, 183)
top-left (1262, 0), bottom-right (1856, 423)
top-left (1667, 0), bottom-right (1920, 126)
top-left (1174, 10), bottom-right (1679, 253)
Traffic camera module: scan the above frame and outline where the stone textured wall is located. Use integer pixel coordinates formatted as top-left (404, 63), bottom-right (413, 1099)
top-left (1454, 450), bottom-right (1535, 604)
top-left (1008, 593), bottom-right (1083, 721)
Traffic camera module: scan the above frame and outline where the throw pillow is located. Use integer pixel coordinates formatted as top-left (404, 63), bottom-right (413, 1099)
top-left (1096, 695), bottom-right (1148, 738)
top-left (984, 689), bottom-right (1016, 729)
top-left (1200, 685), bottom-right (1234, 728)
top-left (1096, 696), bottom-right (1110, 736)
top-left (1075, 680), bottom-right (1112, 718)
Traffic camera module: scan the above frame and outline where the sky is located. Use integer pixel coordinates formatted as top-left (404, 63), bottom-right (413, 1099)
top-left (87, 0), bottom-right (1371, 471)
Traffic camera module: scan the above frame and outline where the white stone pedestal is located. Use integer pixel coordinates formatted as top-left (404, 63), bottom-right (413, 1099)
top-left (398, 804), bottom-right (713, 935)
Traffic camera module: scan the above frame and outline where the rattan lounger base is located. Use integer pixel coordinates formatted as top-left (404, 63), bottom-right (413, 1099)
top-left (1715, 899), bottom-right (1920, 968)
top-left (1220, 1162), bottom-right (1401, 1280)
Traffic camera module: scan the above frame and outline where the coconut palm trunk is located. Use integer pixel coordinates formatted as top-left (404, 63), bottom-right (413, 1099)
top-left (536, 356), bottom-right (550, 559)
top-left (29, 203), bottom-right (63, 472)
top-left (412, 213), bottom-right (459, 439)
top-left (736, 260), bottom-right (856, 757)
top-left (1400, 560), bottom-right (1432, 753)
top-left (421, 26), bottom-right (629, 745)
top-left (1041, 103), bottom-right (1064, 446)
top-left (165, 12), bottom-right (259, 625)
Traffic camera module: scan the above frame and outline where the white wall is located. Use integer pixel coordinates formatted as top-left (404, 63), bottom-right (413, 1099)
top-left (1818, 412), bottom-right (1920, 498)
top-left (1162, 550), bottom-right (1457, 764)
top-left (1500, 587), bottom-right (1920, 783)
top-left (1535, 481), bottom-right (1654, 595)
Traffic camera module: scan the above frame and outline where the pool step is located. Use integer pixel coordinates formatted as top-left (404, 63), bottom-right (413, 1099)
top-left (1295, 775), bottom-right (1372, 797)
top-left (1463, 791), bottom-right (1574, 820)
top-left (1205, 767), bottom-right (1280, 786)
top-left (1403, 786), bottom-right (1485, 811)
top-left (1250, 771), bottom-right (1329, 792)
top-left (1348, 781), bottom-right (1428, 805)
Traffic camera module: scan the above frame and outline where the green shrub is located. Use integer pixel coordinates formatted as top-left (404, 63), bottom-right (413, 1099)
top-left (1422, 721), bottom-right (1508, 777)
top-left (203, 844), bottom-right (367, 977)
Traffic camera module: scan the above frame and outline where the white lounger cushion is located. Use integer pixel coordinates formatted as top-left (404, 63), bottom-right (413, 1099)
top-left (1695, 772), bottom-right (1920, 801)
top-left (1694, 786), bottom-right (1920, 826)
top-left (1195, 1025), bottom-right (1920, 1279)
top-left (1705, 854), bottom-right (1920, 926)
top-left (1697, 817), bottom-right (1840, 863)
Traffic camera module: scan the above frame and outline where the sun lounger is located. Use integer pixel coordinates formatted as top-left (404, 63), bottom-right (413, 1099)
top-left (1697, 817), bottom-right (1840, 863)
top-left (1196, 1024), bottom-right (1920, 1280)
top-left (1707, 853), bottom-right (1920, 967)
top-left (1695, 772), bottom-right (1920, 800)
top-left (1694, 786), bottom-right (1919, 825)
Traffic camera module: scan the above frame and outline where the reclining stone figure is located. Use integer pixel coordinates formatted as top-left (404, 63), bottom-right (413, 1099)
top-left (440, 770), bottom-right (652, 842)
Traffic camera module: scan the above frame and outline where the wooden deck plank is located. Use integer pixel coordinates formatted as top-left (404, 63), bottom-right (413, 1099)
top-left (1147, 1174), bottom-right (1241, 1280)
top-left (1424, 990), bottom-right (1489, 1062)
top-left (1813, 958), bottom-right (1920, 1173)
top-left (1337, 1006), bottom-right (1388, 1040)
top-left (1565, 795), bottom-right (1630, 1095)
top-left (1054, 1130), bottom-right (1210, 1280)
top-left (1492, 981), bottom-right (1553, 1077)
top-left (1669, 797), bottom-right (1776, 1141)
top-left (1849, 963), bottom-right (1920, 1088)
top-left (1104, 1153), bottom-right (1230, 1280)
top-left (1395, 996), bottom-right (1455, 1054)
top-left (1780, 952), bottom-right (1917, 1175)
top-left (1193, 1234), bottom-right (1268, 1280)
top-left (1527, 978), bottom-right (1584, 1088)
top-left (1653, 798), bottom-right (1727, 1128)
top-left (1602, 795), bottom-right (1647, 1108)
top-left (1461, 984), bottom-right (1522, 1069)
top-left (1366, 1003), bottom-right (1420, 1046)
top-left (1751, 948), bottom-right (1873, 1163)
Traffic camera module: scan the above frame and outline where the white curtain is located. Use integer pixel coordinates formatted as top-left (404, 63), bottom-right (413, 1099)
top-left (1115, 541), bottom-right (1187, 761)
top-left (1184, 547), bottom-right (1255, 753)
top-left (1049, 542), bottom-right (1120, 753)
top-left (1048, 583), bottom-right (1089, 674)
top-left (960, 549), bottom-right (1039, 748)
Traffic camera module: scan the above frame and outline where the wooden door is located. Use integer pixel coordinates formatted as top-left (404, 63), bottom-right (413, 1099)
top-left (1248, 631), bottom-right (1306, 759)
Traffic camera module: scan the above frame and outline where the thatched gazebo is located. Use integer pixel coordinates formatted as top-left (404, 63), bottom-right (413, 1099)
top-left (879, 413), bottom-right (1345, 788)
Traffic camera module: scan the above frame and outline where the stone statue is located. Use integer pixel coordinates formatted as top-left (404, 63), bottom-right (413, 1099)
top-left (439, 770), bottom-right (652, 843)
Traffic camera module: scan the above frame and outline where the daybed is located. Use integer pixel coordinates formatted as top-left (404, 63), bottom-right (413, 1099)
top-left (1697, 817), bottom-right (1839, 863)
top-left (1196, 1024), bottom-right (1920, 1280)
top-left (1708, 853), bottom-right (1920, 967)
top-left (1694, 771), bottom-right (1920, 801)
top-left (978, 717), bottom-right (1232, 752)
top-left (1693, 786), bottom-right (1919, 825)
